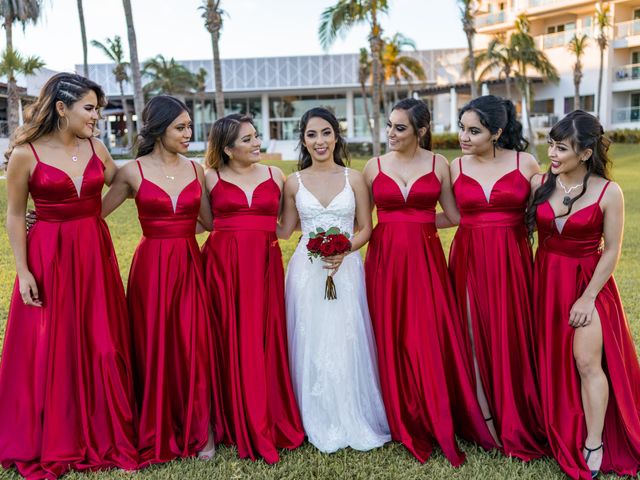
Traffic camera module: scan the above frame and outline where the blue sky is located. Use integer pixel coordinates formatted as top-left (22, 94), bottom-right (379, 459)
top-left (15, 0), bottom-right (466, 71)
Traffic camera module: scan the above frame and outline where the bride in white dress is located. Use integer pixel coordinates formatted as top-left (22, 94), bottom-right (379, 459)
top-left (278, 107), bottom-right (390, 453)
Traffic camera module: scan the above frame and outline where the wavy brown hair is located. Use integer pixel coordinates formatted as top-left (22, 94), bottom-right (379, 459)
top-left (204, 113), bottom-right (255, 170)
top-left (5, 72), bottom-right (106, 161)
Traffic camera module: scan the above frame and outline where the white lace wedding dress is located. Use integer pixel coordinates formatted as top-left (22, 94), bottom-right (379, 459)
top-left (285, 168), bottom-right (390, 453)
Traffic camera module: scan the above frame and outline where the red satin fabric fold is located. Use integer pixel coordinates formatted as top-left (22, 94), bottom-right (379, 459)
top-left (128, 175), bottom-right (213, 466)
top-left (535, 201), bottom-right (640, 480)
top-left (0, 150), bottom-right (138, 479)
top-left (365, 169), bottom-right (496, 466)
top-left (449, 168), bottom-right (548, 460)
top-left (202, 177), bottom-right (304, 464)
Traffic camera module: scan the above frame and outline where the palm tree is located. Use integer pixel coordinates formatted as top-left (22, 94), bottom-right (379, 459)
top-left (0, 48), bottom-right (44, 131)
top-left (142, 55), bottom-right (196, 99)
top-left (567, 33), bottom-right (588, 111)
top-left (194, 67), bottom-right (208, 141)
top-left (473, 34), bottom-right (515, 100)
top-left (458, 0), bottom-right (478, 98)
top-left (200, 0), bottom-right (225, 118)
top-left (357, 47), bottom-right (374, 138)
top-left (77, 0), bottom-right (88, 77)
top-left (319, 0), bottom-right (389, 156)
top-left (91, 36), bottom-right (134, 147)
top-left (595, 1), bottom-right (610, 118)
top-left (0, 0), bottom-right (41, 133)
top-left (510, 14), bottom-right (559, 146)
top-left (381, 33), bottom-right (426, 104)
top-left (122, 0), bottom-right (144, 131)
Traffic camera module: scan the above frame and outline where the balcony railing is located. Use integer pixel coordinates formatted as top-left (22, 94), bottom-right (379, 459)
top-left (616, 19), bottom-right (640, 39)
top-left (614, 63), bottom-right (640, 82)
top-left (475, 10), bottom-right (507, 28)
top-left (538, 27), bottom-right (593, 49)
top-left (612, 106), bottom-right (640, 123)
top-left (528, 0), bottom-right (562, 7)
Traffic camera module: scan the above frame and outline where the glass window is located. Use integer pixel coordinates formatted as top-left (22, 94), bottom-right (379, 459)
top-left (564, 95), bottom-right (595, 113)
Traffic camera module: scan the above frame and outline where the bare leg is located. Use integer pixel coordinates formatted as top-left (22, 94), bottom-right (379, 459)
top-left (466, 290), bottom-right (501, 447)
top-left (573, 309), bottom-right (608, 473)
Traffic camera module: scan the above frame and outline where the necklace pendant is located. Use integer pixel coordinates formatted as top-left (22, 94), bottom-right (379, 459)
top-left (166, 175), bottom-right (175, 181)
top-left (71, 155), bottom-right (78, 162)
top-left (562, 195), bottom-right (571, 206)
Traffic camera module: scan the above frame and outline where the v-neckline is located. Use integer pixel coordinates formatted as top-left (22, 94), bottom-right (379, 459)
top-left (219, 177), bottom-right (273, 209)
top-left (36, 154), bottom-right (96, 198)
top-left (141, 177), bottom-right (199, 214)
top-left (545, 200), bottom-right (601, 235)
top-left (298, 177), bottom-right (348, 210)
top-left (377, 170), bottom-right (437, 203)
top-left (458, 169), bottom-right (522, 204)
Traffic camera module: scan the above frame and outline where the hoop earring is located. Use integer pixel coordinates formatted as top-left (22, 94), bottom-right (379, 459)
top-left (57, 116), bottom-right (69, 132)
top-left (492, 139), bottom-right (497, 158)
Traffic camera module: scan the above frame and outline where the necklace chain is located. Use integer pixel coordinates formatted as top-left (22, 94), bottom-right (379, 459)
top-left (557, 177), bottom-right (583, 195)
top-left (70, 139), bottom-right (80, 162)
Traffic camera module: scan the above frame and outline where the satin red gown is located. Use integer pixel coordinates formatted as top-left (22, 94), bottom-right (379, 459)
top-left (201, 169), bottom-right (304, 464)
top-left (535, 180), bottom-right (640, 480)
top-left (0, 141), bottom-right (138, 479)
top-left (128, 161), bottom-right (213, 466)
top-left (449, 153), bottom-right (547, 459)
top-left (365, 156), bottom-right (496, 466)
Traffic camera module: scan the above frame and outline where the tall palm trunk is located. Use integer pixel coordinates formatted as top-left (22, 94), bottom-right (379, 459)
top-left (596, 41), bottom-right (604, 118)
top-left (4, 19), bottom-right (19, 133)
top-left (211, 29), bottom-right (224, 118)
top-left (119, 81), bottom-right (134, 147)
top-left (122, 0), bottom-right (144, 131)
top-left (359, 82), bottom-right (374, 138)
top-left (77, 0), bottom-right (88, 77)
top-left (465, 29), bottom-right (478, 98)
top-left (504, 72), bottom-right (512, 100)
top-left (370, 37), bottom-right (382, 155)
top-left (573, 66), bottom-right (582, 111)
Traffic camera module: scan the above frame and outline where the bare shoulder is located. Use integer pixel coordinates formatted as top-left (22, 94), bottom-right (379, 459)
top-left (518, 151), bottom-right (540, 176)
top-left (601, 180), bottom-right (623, 204)
top-left (7, 144), bottom-right (37, 173)
top-left (346, 167), bottom-right (366, 184)
top-left (269, 165), bottom-right (286, 180)
top-left (283, 172), bottom-right (300, 195)
top-left (529, 172), bottom-right (546, 193)
top-left (90, 137), bottom-right (111, 161)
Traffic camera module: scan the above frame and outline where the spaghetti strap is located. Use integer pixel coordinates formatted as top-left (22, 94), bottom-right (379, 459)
top-left (27, 143), bottom-right (41, 163)
top-left (215, 170), bottom-right (221, 180)
top-left (136, 160), bottom-right (144, 179)
top-left (541, 173), bottom-right (547, 186)
top-left (458, 157), bottom-right (462, 173)
top-left (189, 160), bottom-right (198, 179)
top-left (268, 166), bottom-right (273, 179)
top-left (377, 157), bottom-right (382, 172)
top-left (516, 151), bottom-right (520, 170)
top-left (87, 137), bottom-right (96, 154)
top-left (432, 153), bottom-right (436, 172)
top-left (597, 181), bottom-right (611, 204)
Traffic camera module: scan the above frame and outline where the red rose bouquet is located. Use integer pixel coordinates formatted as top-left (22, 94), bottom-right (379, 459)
top-left (306, 226), bottom-right (352, 300)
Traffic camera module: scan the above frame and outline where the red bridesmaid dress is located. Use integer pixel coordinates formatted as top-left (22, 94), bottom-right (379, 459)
top-left (0, 140), bottom-right (138, 479)
top-left (201, 168), bottom-right (304, 464)
top-left (128, 160), bottom-right (213, 466)
top-left (535, 180), bottom-right (640, 480)
top-left (365, 155), bottom-right (496, 466)
top-left (449, 153), bottom-right (547, 459)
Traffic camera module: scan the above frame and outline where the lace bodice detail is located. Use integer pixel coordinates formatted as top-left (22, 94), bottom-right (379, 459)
top-left (295, 169), bottom-right (355, 238)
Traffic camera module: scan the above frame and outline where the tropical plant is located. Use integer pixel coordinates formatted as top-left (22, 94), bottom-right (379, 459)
top-left (194, 67), bottom-right (208, 141)
top-left (381, 33), bottom-right (426, 104)
top-left (595, 1), bottom-right (610, 118)
top-left (77, 0), bottom-right (88, 77)
top-left (472, 34), bottom-right (515, 100)
top-left (567, 33), bottom-right (588, 111)
top-left (91, 36), bottom-right (134, 147)
top-left (122, 0), bottom-right (144, 131)
top-left (142, 55), bottom-right (196, 99)
top-left (319, 0), bottom-right (389, 156)
top-left (458, 0), bottom-right (478, 98)
top-left (0, 0), bottom-right (41, 133)
top-left (510, 14), bottom-right (559, 146)
top-left (200, 0), bottom-right (225, 118)
top-left (357, 47), bottom-right (374, 138)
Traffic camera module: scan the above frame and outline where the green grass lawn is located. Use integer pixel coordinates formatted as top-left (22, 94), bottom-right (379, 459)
top-left (0, 146), bottom-right (638, 479)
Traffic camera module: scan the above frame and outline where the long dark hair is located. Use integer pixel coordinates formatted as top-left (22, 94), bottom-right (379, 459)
top-left (297, 107), bottom-right (349, 170)
top-left (459, 95), bottom-right (528, 152)
top-left (392, 98), bottom-right (432, 150)
top-left (134, 95), bottom-right (190, 157)
top-left (525, 110), bottom-right (612, 241)
top-left (204, 113), bottom-right (255, 170)
top-left (6, 72), bottom-right (106, 160)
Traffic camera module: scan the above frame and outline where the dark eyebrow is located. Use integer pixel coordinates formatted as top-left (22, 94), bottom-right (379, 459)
top-left (393, 123), bottom-right (408, 128)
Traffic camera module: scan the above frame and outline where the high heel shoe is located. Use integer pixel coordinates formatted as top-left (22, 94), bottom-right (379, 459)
top-left (197, 431), bottom-right (216, 460)
top-left (583, 442), bottom-right (603, 478)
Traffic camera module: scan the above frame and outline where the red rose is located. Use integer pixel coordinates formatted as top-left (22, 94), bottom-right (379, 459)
top-left (306, 236), bottom-right (324, 253)
top-left (330, 234), bottom-right (351, 254)
top-left (319, 240), bottom-right (337, 257)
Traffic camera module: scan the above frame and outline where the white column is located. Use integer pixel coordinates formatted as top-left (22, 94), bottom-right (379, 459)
top-left (449, 87), bottom-right (458, 133)
top-left (261, 93), bottom-right (270, 144)
top-left (346, 90), bottom-right (354, 139)
top-left (18, 98), bottom-right (23, 125)
top-left (481, 82), bottom-right (490, 96)
top-left (521, 95), bottom-right (531, 139)
top-left (106, 118), bottom-right (113, 148)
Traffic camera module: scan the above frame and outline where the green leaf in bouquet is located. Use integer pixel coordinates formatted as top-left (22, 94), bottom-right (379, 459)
top-left (309, 232), bottom-right (317, 239)
top-left (325, 227), bottom-right (340, 235)
top-left (316, 227), bottom-right (325, 234)
top-left (345, 232), bottom-right (351, 239)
